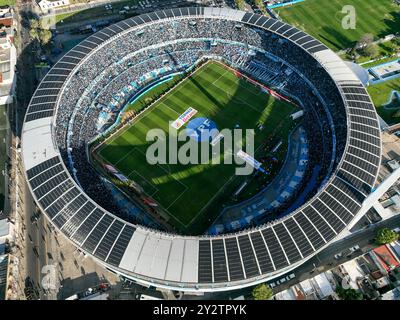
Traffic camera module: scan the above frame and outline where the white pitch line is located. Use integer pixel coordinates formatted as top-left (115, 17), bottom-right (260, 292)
top-left (127, 169), bottom-right (159, 197)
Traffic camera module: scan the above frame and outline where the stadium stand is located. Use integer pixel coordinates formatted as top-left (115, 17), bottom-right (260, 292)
top-left (21, 7), bottom-right (381, 291)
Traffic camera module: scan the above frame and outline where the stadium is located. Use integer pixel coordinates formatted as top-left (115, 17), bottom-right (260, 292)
top-left (21, 7), bottom-right (382, 292)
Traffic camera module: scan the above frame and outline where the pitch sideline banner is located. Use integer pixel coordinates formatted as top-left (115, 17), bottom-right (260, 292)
top-left (171, 107), bottom-right (198, 129)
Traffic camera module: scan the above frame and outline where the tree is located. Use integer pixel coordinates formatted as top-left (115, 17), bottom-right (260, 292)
top-left (376, 228), bottom-right (399, 245)
top-left (362, 44), bottom-right (379, 58)
top-left (356, 33), bottom-right (374, 50)
top-left (252, 283), bottom-right (273, 300)
top-left (29, 18), bottom-right (40, 29)
top-left (38, 29), bottom-right (52, 45)
top-left (28, 18), bottom-right (53, 46)
top-left (29, 27), bottom-right (39, 41)
top-left (235, 0), bottom-right (246, 10)
top-left (336, 286), bottom-right (363, 300)
top-left (254, 0), bottom-right (267, 15)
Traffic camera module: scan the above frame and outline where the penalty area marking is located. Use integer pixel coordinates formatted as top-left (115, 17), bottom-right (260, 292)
top-left (126, 169), bottom-right (159, 197)
top-left (131, 145), bottom-right (192, 227)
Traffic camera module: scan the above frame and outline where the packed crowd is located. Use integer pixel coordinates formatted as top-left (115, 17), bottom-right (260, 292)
top-left (53, 17), bottom-right (348, 230)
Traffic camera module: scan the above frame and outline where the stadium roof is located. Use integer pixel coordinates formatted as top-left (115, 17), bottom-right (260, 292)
top-left (21, 7), bottom-right (381, 291)
top-left (345, 61), bottom-right (370, 86)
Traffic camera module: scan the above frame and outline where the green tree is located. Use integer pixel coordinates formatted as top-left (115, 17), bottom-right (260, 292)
top-left (376, 228), bottom-right (399, 245)
top-left (254, 0), bottom-right (267, 15)
top-left (252, 283), bottom-right (273, 300)
top-left (235, 0), bottom-right (245, 10)
top-left (336, 286), bottom-right (363, 300)
top-left (29, 18), bottom-right (40, 29)
top-left (355, 33), bottom-right (374, 50)
top-left (362, 44), bottom-right (379, 58)
top-left (29, 28), bottom-right (39, 41)
top-left (28, 18), bottom-right (53, 46)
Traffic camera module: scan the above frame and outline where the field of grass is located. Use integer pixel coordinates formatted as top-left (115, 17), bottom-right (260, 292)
top-left (95, 61), bottom-right (296, 234)
top-left (276, 0), bottom-right (400, 51)
top-left (56, 12), bottom-right (81, 24)
top-left (367, 77), bottom-right (400, 125)
top-left (351, 40), bottom-right (400, 65)
top-left (361, 55), bottom-right (398, 69)
top-left (0, 0), bottom-right (15, 6)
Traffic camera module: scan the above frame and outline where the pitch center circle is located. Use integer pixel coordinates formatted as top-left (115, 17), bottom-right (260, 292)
top-left (186, 117), bottom-right (218, 142)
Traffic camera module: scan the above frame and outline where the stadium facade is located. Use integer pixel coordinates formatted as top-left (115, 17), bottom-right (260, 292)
top-left (21, 7), bottom-right (382, 292)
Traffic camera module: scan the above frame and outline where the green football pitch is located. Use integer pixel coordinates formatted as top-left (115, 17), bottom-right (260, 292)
top-left (276, 0), bottom-right (400, 51)
top-left (94, 61), bottom-right (296, 234)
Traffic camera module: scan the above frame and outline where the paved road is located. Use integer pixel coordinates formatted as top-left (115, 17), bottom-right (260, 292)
top-left (53, 0), bottom-right (203, 32)
top-left (13, 0), bottom-right (61, 300)
top-left (22, 176), bottom-right (61, 300)
top-left (41, 0), bottom-right (198, 18)
top-left (22, 180), bottom-right (43, 299)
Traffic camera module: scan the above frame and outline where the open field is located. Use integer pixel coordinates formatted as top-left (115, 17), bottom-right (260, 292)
top-left (276, 0), bottom-right (400, 51)
top-left (0, 0), bottom-right (15, 6)
top-left (367, 77), bottom-right (400, 125)
top-left (95, 61), bottom-right (296, 234)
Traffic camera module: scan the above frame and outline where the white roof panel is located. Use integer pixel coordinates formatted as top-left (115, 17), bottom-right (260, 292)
top-left (204, 7), bottom-right (245, 21)
top-left (135, 235), bottom-right (159, 276)
top-left (22, 117), bottom-right (58, 170)
top-left (150, 238), bottom-right (172, 279)
top-left (165, 238), bottom-right (185, 282)
top-left (118, 229), bottom-right (146, 271)
top-left (181, 239), bottom-right (198, 283)
top-left (313, 50), bottom-right (359, 82)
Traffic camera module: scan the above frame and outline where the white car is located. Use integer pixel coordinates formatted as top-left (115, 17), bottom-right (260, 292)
top-left (334, 253), bottom-right (342, 260)
top-left (349, 245), bottom-right (361, 252)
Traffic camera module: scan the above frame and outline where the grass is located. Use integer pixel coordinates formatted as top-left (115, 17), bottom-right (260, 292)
top-left (55, 12), bottom-right (81, 24)
top-left (0, 105), bottom-right (8, 212)
top-left (361, 55), bottom-right (398, 69)
top-left (338, 39), bottom-right (400, 67)
top-left (276, 0), bottom-right (400, 51)
top-left (367, 77), bottom-right (400, 125)
top-left (94, 61), bottom-right (296, 234)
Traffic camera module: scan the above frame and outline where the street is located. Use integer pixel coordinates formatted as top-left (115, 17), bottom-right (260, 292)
top-left (11, 0), bottom-right (61, 300)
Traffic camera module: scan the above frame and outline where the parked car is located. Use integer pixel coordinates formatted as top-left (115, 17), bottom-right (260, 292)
top-left (334, 253), bottom-right (343, 260)
top-left (349, 245), bottom-right (361, 252)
